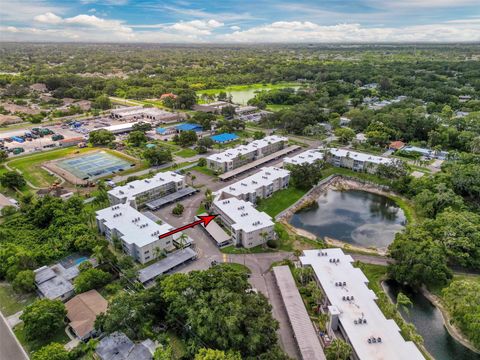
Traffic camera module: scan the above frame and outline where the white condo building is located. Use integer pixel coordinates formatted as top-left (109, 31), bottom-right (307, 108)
top-left (327, 148), bottom-right (395, 173)
top-left (212, 197), bottom-right (275, 248)
top-left (214, 166), bottom-right (290, 203)
top-left (206, 135), bottom-right (287, 173)
top-left (96, 204), bottom-right (191, 264)
top-left (107, 171), bottom-right (185, 209)
top-left (300, 249), bottom-right (424, 360)
top-left (283, 148), bottom-right (325, 166)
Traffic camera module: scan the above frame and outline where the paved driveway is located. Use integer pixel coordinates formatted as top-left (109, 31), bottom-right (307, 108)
top-left (0, 312), bottom-right (28, 360)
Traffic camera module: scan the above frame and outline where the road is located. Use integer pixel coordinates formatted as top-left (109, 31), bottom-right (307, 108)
top-left (0, 312), bottom-right (28, 360)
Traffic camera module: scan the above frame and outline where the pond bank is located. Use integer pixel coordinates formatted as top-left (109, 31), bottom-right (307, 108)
top-left (420, 287), bottom-right (480, 355)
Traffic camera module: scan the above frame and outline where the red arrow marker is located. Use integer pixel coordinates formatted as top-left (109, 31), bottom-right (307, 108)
top-left (159, 214), bottom-right (218, 239)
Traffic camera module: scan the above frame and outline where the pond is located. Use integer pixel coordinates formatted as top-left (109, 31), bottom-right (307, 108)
top-left (290, 189), bottom-right (406, 248)
top-left (197, 84), bottom-right (301, 105)
top-left (384, 280), bottom-right (480, 360)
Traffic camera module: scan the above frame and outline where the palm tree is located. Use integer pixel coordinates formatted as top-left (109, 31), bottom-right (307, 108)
top-left (325, 339), bottom-right (352, 360)
top-left (177, 233), bottom-right (189, 250)
top-left (153, 246), bottom-right (162, 259)
top-left (259, 231), bottom-right (269, 247)
top-left (92, 245), bottom-right (105, 264)
top-left (190, 174), bottom-right (196, 186)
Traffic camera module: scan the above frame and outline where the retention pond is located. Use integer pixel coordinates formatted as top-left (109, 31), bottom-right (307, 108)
top-left (290, 189), bottom-right (406, 249)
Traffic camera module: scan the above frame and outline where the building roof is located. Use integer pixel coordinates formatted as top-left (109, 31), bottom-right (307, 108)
top-left (273, 266), bottom-right (326, 360)
top-left (218, 145), bottom-right (300, 181)
top-left (145, 187), bottom-right (197, 210)
top-left (59, 137), bottom-right (84, 144)
top-left (138, 248), bottom-right (197, 284)
top-left (211, 133), bottom-right (238, 143)
top-left (96, 204), bottom-right (176, 247)
top-left (300, 249), bottom-right (424, 360)
top-left (95, 332), bottom-right (156, 360)
top-left (34, 264), bottom-right (76, 300)
top-left (283, 148), bottom-right (325, 166)
top-left (389, 141), bottom-right (405, 150)
top-left (329, 148), bottom-right (394, 165)
top-left (213, 197), bottom-right (274, 233)
top-left (108, 171), bottom-right (184, 204)
top-left (215, 166), bottom-right (289, 199)
top-left (196, 213), bottom-right (231, 245)
top-left (101, 122), bottom-right (140, 133)
top-left (110, 106), bottom-right (144, 116)
top-left (175, 123), bottom-right (202, 131)
top-left (66, 290), bottom-right (108, 338)
top-left (207, 135), bottom-right (287, 164)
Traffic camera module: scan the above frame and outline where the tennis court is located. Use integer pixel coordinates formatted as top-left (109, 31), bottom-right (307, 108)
top-left (57, 151), bottom-right (133, 180)
top-left (211, 133), bottom-right (238, 143)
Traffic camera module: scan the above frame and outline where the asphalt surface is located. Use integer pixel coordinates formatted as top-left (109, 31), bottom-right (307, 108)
top-left (0, 312), bottom-right (28, 360)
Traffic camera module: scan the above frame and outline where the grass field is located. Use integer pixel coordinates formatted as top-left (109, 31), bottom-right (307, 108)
top-left (175, 148), bottom-right (197, 158)
top-left (191, 165), bottom-right (217, 177)
top-left (14, 323), bottom-right (70, 354)
top-left (0, 283), bottom-right (36, 316)
top-left (256, 187), bottom-right (307, 217)
top-left (221, 244), bottom-right (274, 254)
top-left (7, 147), bottom-right (143, 188)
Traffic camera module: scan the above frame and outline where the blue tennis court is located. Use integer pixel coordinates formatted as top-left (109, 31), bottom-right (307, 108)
top-left (57, 151), bottom-right (133, 180)
top-left (211, 133), bottom-right (239, 143)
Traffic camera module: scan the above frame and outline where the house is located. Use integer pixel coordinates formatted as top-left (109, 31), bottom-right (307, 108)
top-left (459, 95), bottom-right (472, 103)
top-left (212, 197), bottom-right (275, 248)
top-left (283, 149), bottom-right (325, 167)
top-left (95, 332), bottom-right (157, 360)
top-left (160, 93), bottom-right (177, 100)
top-left (96, 204), bottom-right (192, 264)
top-left (401, 146), bottom-right (448, 160)
top-left (214, 166), bottom-right (290, 204)
top-left (327, 148), bottom-right (395, 173)
top-left (107, 171), bottom-right (185, 209)
top-left (207, 135), bottom-right (287, 173)
top-left (235, 105), bottom-right (258, 116)
top-left (339, 116), bottom-right (351, 126)
top-left (34, 258), bottom-right (97, 301)
top-left (355, 133), bottom-right (367, 143)
top-left (59, 137), bottom-right (85, 147)
top-left (65, 290), bottom-right (108, 340)
top-left (300, 249), bottom-right (424, 360)
top-left (389, 141), bottom-right (405, 151)
top-left (156, 127), bottom-right (176, 136)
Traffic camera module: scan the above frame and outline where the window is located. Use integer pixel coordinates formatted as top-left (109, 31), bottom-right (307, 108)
top-left (145, 256), bottom-right (150, 260)
top-left (166, 240), bottom-right (171, 245)
top-left (144, 250), bottom-right (150, 254)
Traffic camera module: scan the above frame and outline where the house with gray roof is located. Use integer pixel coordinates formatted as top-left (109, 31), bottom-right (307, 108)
top-left (95, 332), bottom-right (157, 360)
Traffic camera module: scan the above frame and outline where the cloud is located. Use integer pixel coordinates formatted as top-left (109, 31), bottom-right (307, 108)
top-left (34, 12), bottom-right (63, 24)
top-left (0, 1), bottom-right (66, 22)
top-left (80, 0), bottom-right (128, 5)
top-left (230, 25), bottom-right (241, 31)
top-left (220, 20), bottom-right (480, 43)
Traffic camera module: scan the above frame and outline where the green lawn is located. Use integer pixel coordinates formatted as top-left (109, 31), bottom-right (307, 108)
top-left (175, 148), bottom-right (197, 158)
top-left (0, 283), bottom-right (36, 316)
top-left (274, 222), bottom-right (323, 251)
top-left (191, 165), bottom-right (217, 177)
top-left (14, 323), bottom-right (70, 354)
top-left (256, 187), bottom-right (307, 217)
top-left (221, 245), bottom-right (274, 254)
top-left (218, 262), bottom-right (252, 274)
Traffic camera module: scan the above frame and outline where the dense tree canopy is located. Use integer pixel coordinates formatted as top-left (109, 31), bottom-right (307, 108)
top-left (20, 299), bottom-right (66, 341)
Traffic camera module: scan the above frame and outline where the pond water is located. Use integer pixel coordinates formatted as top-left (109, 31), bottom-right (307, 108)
top-left (198, 85), bottom-right (301, 105)
top-left (290, 189), bottom-right (406, 248)
top-left (384, 280), bottom-right (480, 360)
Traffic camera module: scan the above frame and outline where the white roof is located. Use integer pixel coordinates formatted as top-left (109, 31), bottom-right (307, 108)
top-left (108, 171), bottom-right (184, 203)
top-left (101, 122), bottom-right (140, 132)
top-left (329, 148), bottom-right (394, 165)
top-left (207, 135), bottom-right (287, 164)
top-left (213, 197), bottom-right (274, 233)
top-left (300, 249), bottom-right (424, 360)
top-left (96, 204), bottom-right (186, 247)
top-left (283, 149), bottom-right (325, 166)
top-left (110, 106), bottom-right (144, 116)
top-left (141, 108), bottom-right (176, 117)
top-left (215, 166), bottom-right (289, 198)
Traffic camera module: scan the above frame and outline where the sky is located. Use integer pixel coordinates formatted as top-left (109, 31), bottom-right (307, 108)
top-left (1, 0), bottom-right (480, 43)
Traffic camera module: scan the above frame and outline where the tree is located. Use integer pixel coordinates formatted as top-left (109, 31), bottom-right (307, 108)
top-left (253, 131), bottom-right (265, 140)
top-left (195, 348), bottom-right (242, 360)
top-left (388, 227), bottom-right (452, 288)
top-left (192, 112), bottom-right (216, 129)
top-left (88, 129), bottom-right (115, 146)
top-left (154, 345), bottom-right (174, 360)
top-left (0, 171), bottom-right (26, 189)
top-left (20, 299), bottom-right (66, 341)
top-left (93, 95), bottom-right (112, 110)
top-left (396, 292), bottom-right (413, 315)
top-left (12, 270), bottom-right (35, 293)
top-left (128, 130), bottom-right (147, 147)
top-left (74, 268), bottom-right (112, 293)
top-left (198, 157), bottom-right (207, 167)
top-left (376, 160), bottom-right (408, 179)
top-left (174, 130), bottom-right (198, 147)
top-left (0, 150), bottom-right (8, 162)
top-left (413, 183), bottom-right (464, 218)
top-left (32, 343), bottom-right (69, 360)
top-left (287, 160), bottom-right (324, 190)
top-left (197, 137), bottom-right (214, 149)
top-left (325, 339), bottom-right (352, 360)
top-left (334, 127), bottom-right (355, 144)
top-left (172, 203), bottom-right (184, 216)
top-left (132, 122), bottom-right (152, 132)
top-left (221, 105), bottom-right (236, 119)
top-left (143, 148), bottom-right (172, 166)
